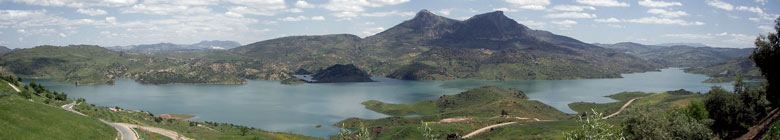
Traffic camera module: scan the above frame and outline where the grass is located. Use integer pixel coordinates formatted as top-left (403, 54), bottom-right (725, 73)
top-left (0, 94), bottom-right (116, 140)
top-left (568, 91), bottom-right (702, 115)
top-left (135, 128), bottom-right (173, 140)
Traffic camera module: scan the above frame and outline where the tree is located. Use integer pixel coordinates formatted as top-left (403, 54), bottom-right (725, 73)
top-left (623, 106), bottom-right (713, 140)
top-left (752, 16), bottom-right (780, 106)
top-left (240, 126), bottom-right (249, 136)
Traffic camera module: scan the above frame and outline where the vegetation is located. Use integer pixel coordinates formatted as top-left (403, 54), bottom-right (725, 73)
top-left (134, 128), bottom-right (173, 140)
top-left (0, 78), bottom-right (116, 140)
top-left (564, 110), bottom-right (625, 140)
top-left (752, 16), bottom-right (780, 107)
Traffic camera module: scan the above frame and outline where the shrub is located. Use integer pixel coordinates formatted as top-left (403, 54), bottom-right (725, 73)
top-left (564, 109), bottom-right (625, 140)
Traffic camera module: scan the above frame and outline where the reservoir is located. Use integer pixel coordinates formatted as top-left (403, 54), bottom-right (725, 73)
top-left (27, 68), bottom-right (733, 138)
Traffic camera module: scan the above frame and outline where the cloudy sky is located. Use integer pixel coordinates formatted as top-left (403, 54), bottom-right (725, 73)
top-left (0, 0), bottom-right (777, 48)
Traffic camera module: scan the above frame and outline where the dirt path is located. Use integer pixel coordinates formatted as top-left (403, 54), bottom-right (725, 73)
top-left (120, 123), bottom-right (192, 140)
top-left (7, 83), bottom-right (20, 92)
top-left (602, 98), bottom-right (640, 120)
top-left (462, 122), bottom-right (517, 139)
top-left (61, 101), bottom-right (190, 140)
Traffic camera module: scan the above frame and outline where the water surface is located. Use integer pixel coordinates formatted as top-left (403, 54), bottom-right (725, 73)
top-left (28, 68), bottom-right (732, 138)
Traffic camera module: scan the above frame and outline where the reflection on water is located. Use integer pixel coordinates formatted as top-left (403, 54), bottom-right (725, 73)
top-left (27, 68), bottom-right (732, 138)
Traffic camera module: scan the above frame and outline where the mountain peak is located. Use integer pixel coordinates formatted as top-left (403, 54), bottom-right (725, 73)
top-left (412, 9), bottom-right (440, 21)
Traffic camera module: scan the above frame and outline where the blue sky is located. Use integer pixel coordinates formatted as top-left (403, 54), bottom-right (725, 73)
top-left (0, 0), bottom-right (777, 48)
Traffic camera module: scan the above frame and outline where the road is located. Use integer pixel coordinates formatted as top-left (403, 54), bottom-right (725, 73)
top-left (118, 123), bottom-right (192, 140)
top-left (7, 83), bottom-right (20, 92)
top-left (462, 122), bottom-right (517, 139)
top-left (602, 97), bottom-right (640, 120)
top-left (61, 102), bottom-right (138, 140)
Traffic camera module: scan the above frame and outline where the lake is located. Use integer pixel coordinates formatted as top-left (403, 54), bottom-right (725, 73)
top-left (27, 68), bottom-right (733, 138)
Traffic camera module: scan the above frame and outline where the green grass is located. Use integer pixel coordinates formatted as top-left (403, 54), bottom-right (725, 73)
top-left (362, 100), bottom-right (438, 116)
top-left (134, 128), bottom-right (173, 140)
top-left (473, 120), bottom-right (580, 140)
top-left (568, 91), bottom-right (703, 118)
top-left (0, 94), bottom-right (116, 140)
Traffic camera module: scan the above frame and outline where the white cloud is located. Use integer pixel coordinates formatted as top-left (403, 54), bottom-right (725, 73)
top-left (296, 0), bottom-right (315, 8)
top-left (517, 20), bottom-right (545, 29)
top-left (707, 0), bottom-right (733, 11)
top-left (503, 0), bottom-right (549, 10)
top-left (142, 0), bottom-right (218, 6)
top-left (59, 33), bottom-right (67, 37)
top-left (545, 12), bottom-right (597, 19)
top-left (663, 33), bottom-right (713, 39)
top-left (736, 6), bottom-right (763, 14)
top-left (755, 0), bottom-right (767, 5)
top-left (361, 27), bottom-right (385, 36)
top-left (637, 0), bottom-right (681, 7)
top-left (287, 8), bottom-right (304, 13)
top-left (576, 0), bottom-right (630, 7)
top-left (551, 5), bottom-right (595, 11)
top-left (311, 16), bottom-right (326, 20)
top-left (493, 7), bottom-right (519, 12)
top-left (279, 16), bottom-right (308, 22)
top-left (122, 4), bottom-right (208, 15)
top-left (105, 17), bottom-right (117, 24)
top-left (647, 9), bottom-right (688, 18)
top-left (436, 8), bottom-right (454, 16)
top-left (551, 20), bottom-right (577, 28)
top-left (504, 0), bottom-right (550, 5)
top-left (323, 0), bottom-right (410, 12)
top-left (607, 24), bottom-right (625, 28)
top-left (226, 0), bottom-right (286, 16)
top-left (758, 25), bottom-right (774, 32)
top-left (361, 11), bottom-right (414, 17)
top-left (76, 8), bottom-right (107, 16)
top-left (627, 17), bottom-right (704, 25)
top-left (594, 17), bottom-right (621, 22)
top-left (6, 0), bottom-right (137, 8)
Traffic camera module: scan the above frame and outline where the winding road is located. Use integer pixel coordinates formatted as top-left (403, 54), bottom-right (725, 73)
top-left (602, 97), bottom-right (640, 120)
top-left (462, 122), bottom-right (517, 139)
top-left (62, 102), bottom-right (138, 140)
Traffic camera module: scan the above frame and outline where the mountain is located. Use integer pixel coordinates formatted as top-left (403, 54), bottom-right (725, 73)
top-left (685, 56), bottom-right (761, 82)
top-left (108, 40), bottom-right (241, 52)
top-left (597, 42), bottom-right (752, 67)
top-left (232, 10), bottom-right (661, 81)
top-left (0, 46), bottom-right (11, 56)
top-left (655, 42), bottom-right (710, 47)
top-left (2, 10), bottom-right (664, 84)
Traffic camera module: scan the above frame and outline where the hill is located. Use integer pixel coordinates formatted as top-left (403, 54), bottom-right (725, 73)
top-left (685, 56), bottom-right (761, 82)
top-left (335, 86), bottom-right (567, 139)
top-left (310, 64), bottom-right (374, 83)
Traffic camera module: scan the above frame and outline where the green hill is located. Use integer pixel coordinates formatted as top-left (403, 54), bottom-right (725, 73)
top-left (0, 81), bottom-right (116, 140)
top-left (335, 86), bottom-right (567, 139)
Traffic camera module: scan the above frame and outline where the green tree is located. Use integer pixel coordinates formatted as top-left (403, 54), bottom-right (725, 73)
top-left (682, 100), bottom-right (709, 121)
top-left (704, 87), bottom-right (747, 138)
top-left (751, 16), bottom-right (780, 106)
top-left (240, 126), bottom-right (249, 136)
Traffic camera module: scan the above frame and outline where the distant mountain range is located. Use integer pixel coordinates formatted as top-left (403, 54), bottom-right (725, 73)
top-left (107, 40), bottom-right (241, 52)
top-left (0, 46), bottom-right (11, 56)
top-left (655, 42), bottom-right (711, 47)
top-left (595, 42), bottom-right (758, 82)
top-left (0, 10), bottom-right (758, 84)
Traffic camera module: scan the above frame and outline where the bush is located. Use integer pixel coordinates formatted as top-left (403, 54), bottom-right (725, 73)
top-left (623, 105), bottom-right (712, 140)
top-left (564, 109), bottom-right (625, 140)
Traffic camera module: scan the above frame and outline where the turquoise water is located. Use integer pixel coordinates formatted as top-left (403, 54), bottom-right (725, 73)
top-left (27, 68), bottom-right (732, 138)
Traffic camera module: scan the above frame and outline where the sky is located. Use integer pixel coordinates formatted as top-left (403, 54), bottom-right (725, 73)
top-left (0, 0), bottom-right (777, 49)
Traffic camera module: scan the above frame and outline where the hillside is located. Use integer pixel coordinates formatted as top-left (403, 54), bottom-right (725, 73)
top-left (0, 46), bottom-right (11, 56)
top-left (0, 45), bottom-right (248, 85)
top-left (685, 56), bottom-right (761, 82)
top-left (0, 79), bottom-right (116, 140)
